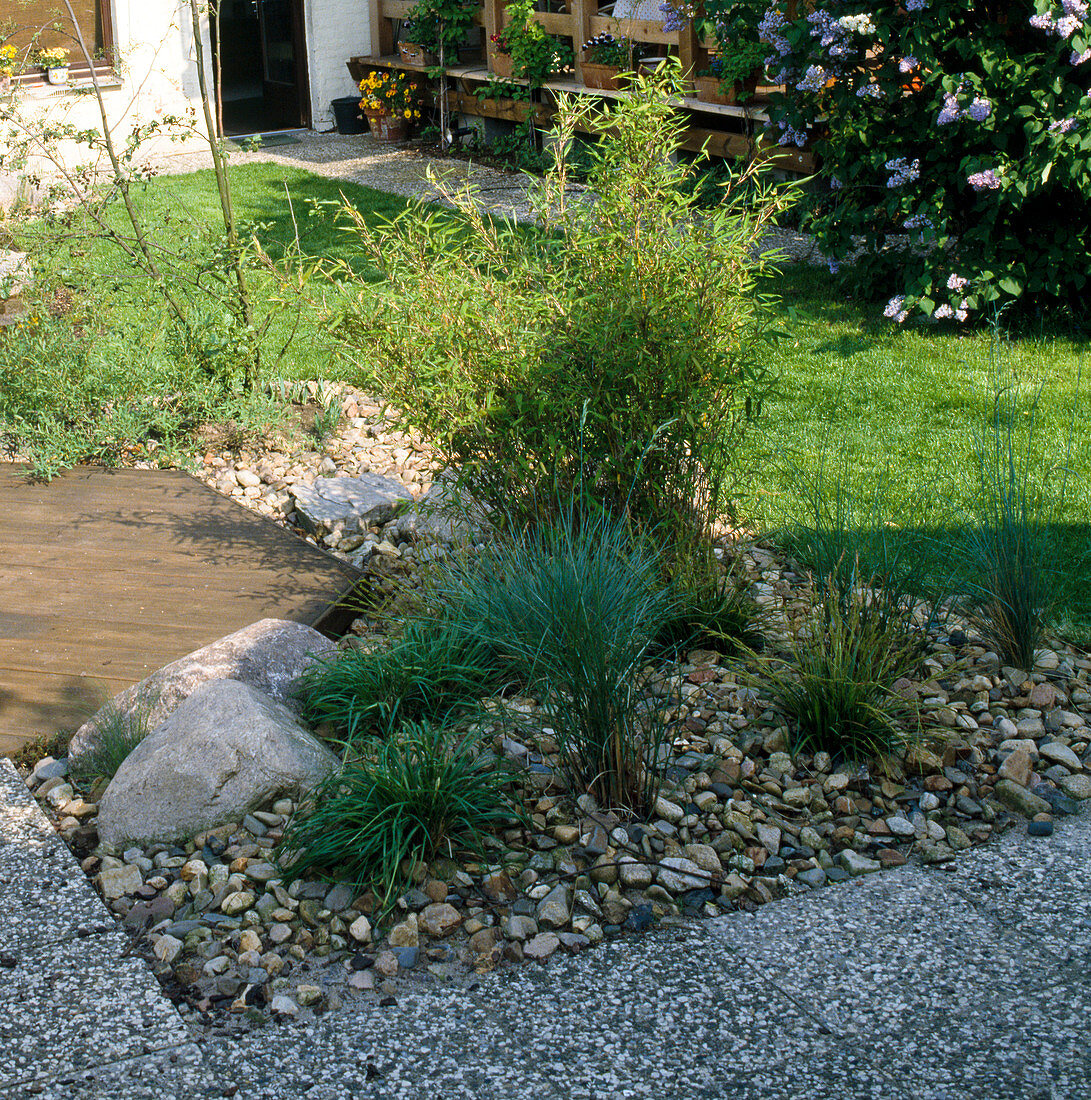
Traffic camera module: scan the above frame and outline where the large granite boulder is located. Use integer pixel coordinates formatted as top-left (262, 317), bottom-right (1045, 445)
top-left (68, 619), bottom-right (335, 768)
top-left (96, 679), bottom-right (338, 846)
top-left (289, 474), bottom-right (413, 538)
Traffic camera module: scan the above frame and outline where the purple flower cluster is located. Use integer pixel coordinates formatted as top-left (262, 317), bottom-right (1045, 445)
top-left (776, 121), bottom-right (809, 147)
top-left (967, 169), bottom-right (1001, 190)
top-left (796, 64), bottom-right (829, 92)
top-left (937, 87), bottom-right (991, 125)
top-left (966, 97), bottom-right (992, 121)
top-left (856, 83), bottom-right (882, 98)
top-left (759, 7), bottom-right (791, 58)
top-left (899, 55), bottom-right (919, 74)
top-left (885, 157), bottom-right (920, 188)
top-left (905, 213), bottom-right (933, 229)
top-left (1072, 48), bottom-right (1091, 65)
top-left (659, 2), bottom-right (696, 34)
top-left (829, 174), bottom-right (843, 190)
top-left (905, 0), bottom-right (928, 10)
top-left (884, 295), bottom-right (909, 323)
top-left (1050, 116), bottom-right (1078, 132)
top-left (1030, 0), bottom-right (1089, 37)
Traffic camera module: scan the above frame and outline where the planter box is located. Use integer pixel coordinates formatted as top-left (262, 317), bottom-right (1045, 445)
top-left (580, 61), bottom-right (623, 91)
top-left (694, 73), bottom-right (759, 106)
top-left (398, 42), bottom-right (436, 66)
top-left (488, 50), bottom-right (514, 79)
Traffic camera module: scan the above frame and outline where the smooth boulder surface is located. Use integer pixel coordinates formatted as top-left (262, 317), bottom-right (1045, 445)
top-left (96, 679), bottom-right (338, 846)
top-left (69, 619), bottom-right (335, 768)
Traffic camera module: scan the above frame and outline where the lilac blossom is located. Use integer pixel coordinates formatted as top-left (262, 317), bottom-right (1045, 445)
top-left (905, 213), bottom-right (933, 229)
top-left (829, 175), bottom-right (843, 190)
top-left (905, 0), bottom-right (928, 10)
top-left (967, 169), bottom-right (1001, 190)
top-left (934, 304), bottom-right (954, 319)
top-left (884, 295), bottom-right (909, 322)
top-left (856, 83), bottom-right (882, 98)
top-left (1071, 49), bottom-right (1091, 65)
top-left (776, 121), bottom-right (809, 147)
top-left (899, 56), bottom-right (919, 74)
top-left (966, 97), bottom-right (992, 121)
top-left (797, 65), bottom-right (829, 93)
top-left (885, 157), bottom-right (920, 188)
top-left (947, 273), bottom-right (968, 291)
top-left (1050, 117), bottom-right (1078, 132)
top-left (1057, 14), bottom-right (1082, 35)
top-left (1030, 13), bottom-right (1057, 30)
top-left (828, 259), bottom-right (841, 274)
top-left (937, 94), bottom-right (962, 125)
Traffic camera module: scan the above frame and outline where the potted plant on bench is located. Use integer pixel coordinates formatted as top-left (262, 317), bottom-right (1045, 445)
top-left (580, 33), bottom-right (641, 91)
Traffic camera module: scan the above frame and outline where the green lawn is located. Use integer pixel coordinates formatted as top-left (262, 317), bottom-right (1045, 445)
top-left (739, 265), bottom-right (1091, 642)
top-left (11, 162), bottom-right (1091, 639)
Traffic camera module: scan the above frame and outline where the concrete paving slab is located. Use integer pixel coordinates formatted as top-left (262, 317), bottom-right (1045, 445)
top-left (0, 928), bottom-right (191, 1091)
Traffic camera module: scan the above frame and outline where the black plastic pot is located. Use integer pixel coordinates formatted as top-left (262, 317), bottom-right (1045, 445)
top-left (331, 96), bottom-right (367, 135)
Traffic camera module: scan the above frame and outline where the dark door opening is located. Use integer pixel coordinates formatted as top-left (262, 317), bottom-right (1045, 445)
top-left (212, 0), bottom-right (310, 136)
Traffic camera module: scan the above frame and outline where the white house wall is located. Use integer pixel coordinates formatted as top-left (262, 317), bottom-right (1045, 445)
top-left (304, 0), bottom-right (372, 129)
top-left (1, 1), bottom-right (210, 204)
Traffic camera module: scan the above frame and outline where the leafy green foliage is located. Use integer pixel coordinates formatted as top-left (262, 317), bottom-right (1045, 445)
top-left (278, 721), bottom-right (517, 916)
top-left (502, 0), bottom-right (573, 86)
top-left (297, 621), bottom-right (504, 743)
top-left (338, 64), bottom-right (788, 536)
top-left (756, 570), bottom-right (924, 763)
top-left (764, 0), bottom-right (1091, 319)
top-left (422, 504), bottom-right (683, 815)
top-left (403, 0), bottom-right (478, 56)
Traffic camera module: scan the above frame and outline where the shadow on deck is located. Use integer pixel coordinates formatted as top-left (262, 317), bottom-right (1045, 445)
top-left (0, 465), bottom-right (359, 755)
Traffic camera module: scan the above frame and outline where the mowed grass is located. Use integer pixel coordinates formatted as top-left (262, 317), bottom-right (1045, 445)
top-left (739, 265), bottom-right (1091, 643)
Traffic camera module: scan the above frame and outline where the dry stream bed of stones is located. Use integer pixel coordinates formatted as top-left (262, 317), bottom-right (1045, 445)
top-left (16, 383), bottom-right (1091, 1034)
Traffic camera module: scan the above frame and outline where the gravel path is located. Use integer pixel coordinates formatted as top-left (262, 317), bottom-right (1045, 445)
top-left (3, 747), bottom-right (1088, 1099)
top-left (150, 130), bottom-right (824, 262)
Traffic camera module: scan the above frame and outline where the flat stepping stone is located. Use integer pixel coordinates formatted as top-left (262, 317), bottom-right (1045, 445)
top-left (289, 474), bottom-right (412, 536)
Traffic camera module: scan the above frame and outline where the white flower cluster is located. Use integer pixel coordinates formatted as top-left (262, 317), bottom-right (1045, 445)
top-left (835, 13), bottom-right (877, 35)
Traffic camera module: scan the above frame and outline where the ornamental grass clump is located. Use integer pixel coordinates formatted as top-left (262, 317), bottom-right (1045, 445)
top-left (424, 504), bottom-right (684, 816)
top-left (278, 721), bottom-right (516, 916)
top-left (957, 383), bottom-right (1069, 670)
top-left (756, 566), bottom-right (925, 763)
top-left (296, 619), bottom-right (504, 743)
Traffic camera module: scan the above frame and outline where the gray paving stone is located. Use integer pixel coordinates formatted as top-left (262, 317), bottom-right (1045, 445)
top-left (0, 929), bottom-right (189, 1090)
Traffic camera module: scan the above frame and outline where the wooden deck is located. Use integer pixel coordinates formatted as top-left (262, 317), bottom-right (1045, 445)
top-left (0, 465), bottom-right (359, 755)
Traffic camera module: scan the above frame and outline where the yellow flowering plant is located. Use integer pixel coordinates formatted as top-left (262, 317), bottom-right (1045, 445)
top-left (37, 47), bottom-right (70, 68)
top-left (1, 44), bottom-right (19, 77)
top-left (358, 70), bottom-right (422, 123)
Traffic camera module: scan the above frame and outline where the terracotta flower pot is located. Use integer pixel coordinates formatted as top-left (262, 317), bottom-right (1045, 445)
top-left (694, 72), bottom-right (760, 106)
top-left (366, 111), bottom-right (409, 143)
top-left (581, 61), bottom-right (623, 91)
top-left (398, 42), bottom-right (437, 67)
top-left (489, 50), bottom-right (514, 79)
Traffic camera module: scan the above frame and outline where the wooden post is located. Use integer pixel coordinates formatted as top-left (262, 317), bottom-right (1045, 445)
top-left (678, 16), bottom-right (698, 87)
top-left (372, 0), bottom-right (394, 57)
top-left (484, 0), bottom-right (505, 48)
top-left (572, 0), bottom-right (594, 83)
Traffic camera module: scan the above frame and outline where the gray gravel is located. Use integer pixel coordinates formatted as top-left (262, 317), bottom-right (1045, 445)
top-left (4, 751), bottom-right (1090, 1099)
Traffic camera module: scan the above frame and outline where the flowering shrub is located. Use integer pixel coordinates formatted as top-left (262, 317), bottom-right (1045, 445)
top-left (761, 1), bottom-right (1091, 320)
top-left (358, 71), bottom-right (422, 123)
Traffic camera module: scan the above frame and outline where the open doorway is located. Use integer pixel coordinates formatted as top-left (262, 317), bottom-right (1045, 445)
top-left (212, 0), bottom-right (311, 136)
